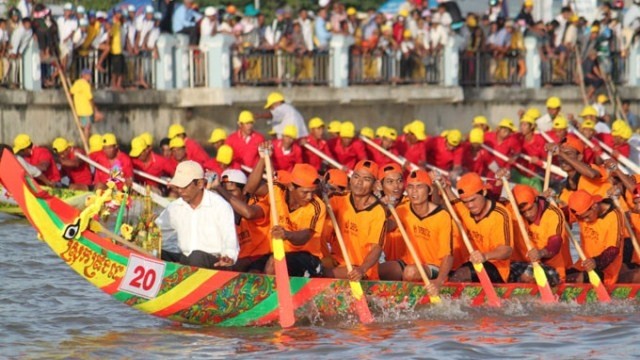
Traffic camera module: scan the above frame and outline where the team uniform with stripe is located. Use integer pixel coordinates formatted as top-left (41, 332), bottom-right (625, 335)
top-left (396, 203), bottom-right (453, 268)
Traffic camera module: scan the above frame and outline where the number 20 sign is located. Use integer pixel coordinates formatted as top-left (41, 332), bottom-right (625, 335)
top-left (118, 254), bottom-right (166, 299)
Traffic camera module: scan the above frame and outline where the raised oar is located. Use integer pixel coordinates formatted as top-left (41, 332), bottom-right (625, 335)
top-left (566, 125), bottom-right (616, 163)
top-left (433, 181), bottom-right (502, 307)
top-left (591, 137), bottom-right (640, 174)
top-left (611, 197), bottom-right (640, 260)
top-left (519, 153), bottom-right (567, 178)
top-left (240, 165), bottom-right (268, 180)
top-left (548, 198), bottom-right (611, 302)
top-left (56, 61), bottom-right (90, 153)
top-left (133, 169), bottom-right (169, 186)
top-left (543, 151), bottom-right (553, 192)
top-left (75, 151), bottom-right (170, 208)
top-left (322, 193), bottom-right (374, 323)
top-left (501, 177), bottom-right (557, 303)
top-left (480, 144), bottom-right (544, 180)
top-left (302, 143), bottom-right (352, 175)
top-left (263, 152), bottom-right (296, 328)
top-left (386, 202), bottom-right (442, 303)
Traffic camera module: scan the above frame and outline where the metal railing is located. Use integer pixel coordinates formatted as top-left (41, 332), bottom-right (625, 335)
top-left (70, 50), bottom-right (156, 89)
top-left (460, 51), bottom-right (523, 87)
top-left (232, 49), bottom-right (330, 86)
top-left (349, 49), bottom-right (442, 85)
top-left (0, 57), bottom-right (23, 89)
top-left (541, 51), bottom-right (627, 86)
top-left (189, 49), bottom-right (207, 88)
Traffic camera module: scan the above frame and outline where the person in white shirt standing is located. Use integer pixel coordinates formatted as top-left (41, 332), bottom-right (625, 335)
top-left (56, 2), bottom-right (78, 71)
top-left (261, 91), bottom-right (309, 139)
top-left (157, 160), bottom-right (239, 269)
top-left (199, 6), bottom-right (218, 50)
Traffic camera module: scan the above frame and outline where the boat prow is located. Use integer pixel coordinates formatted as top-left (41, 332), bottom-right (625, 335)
top-left (1, 149), bottom-right (639, 327)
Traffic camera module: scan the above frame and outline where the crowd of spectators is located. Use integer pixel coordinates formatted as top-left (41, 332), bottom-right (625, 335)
top-left (1, 0), bottom-right (640, 90)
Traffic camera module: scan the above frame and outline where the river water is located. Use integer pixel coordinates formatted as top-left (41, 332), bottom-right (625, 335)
top-left (1, 213), bottom-right (639, 359)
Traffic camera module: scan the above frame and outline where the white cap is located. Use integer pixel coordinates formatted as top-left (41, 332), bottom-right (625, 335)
top-left (319, 0), bottom-right (330, 8)
top-left (96, 11), bottom-right (107, 19)
top-left (63, 2), bottom-right (73, 11)
top-left (79, 18), bottom-right (89, 26)
top-left (221, 169), bottom-right (248, 185)
top-left (77, 5), bottom-right (86, 14)
top-left (145, 5), bottom-right (154, 14)
top-left (432, 13), bottom-right (441, 23)
top-left (204, 6), bottom-right (217, 16)
top-left (128, 4), bottom-right (136, 12)
top-left (154, 12), bottom-right (162, 20)
top-left (169, 161), bottom-right (204, 188)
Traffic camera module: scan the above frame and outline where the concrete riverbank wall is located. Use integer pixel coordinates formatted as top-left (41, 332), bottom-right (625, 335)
top-left (1, 85), bottom-right (639, 149)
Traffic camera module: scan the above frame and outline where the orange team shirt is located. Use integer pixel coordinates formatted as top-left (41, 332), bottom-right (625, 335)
top-left (271, 139), bottom-right (303, 172)
top-left (268, 184), bottom-right (326, 258)
top-left (453, 199), bottom-right (513, 282)
top-left (397, 202), bottom-right (453, 267)
top-left (628, 212), bottom-right (640, 265)
top-left (383, 197), bottom-right (409, 262)
top-left (302, 136), bottom-right (334, 171)
top-left (559, 164), bottom-right (611, 205)
top-left (507, 199), bottom-right (572, 281)
top-left (225, 130), bottom-right (266, 168)
top-left (237, 195), bottom-right (272, 259)
top-left (329, 193), bottom-right (387, 279)
top-left (26, 146), bottom-right (61, 183)
top-left (573, 202), bottom-right (625, 285)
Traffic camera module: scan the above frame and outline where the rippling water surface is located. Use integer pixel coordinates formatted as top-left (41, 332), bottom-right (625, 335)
top-left (2, 214), bottom-right (639, 359)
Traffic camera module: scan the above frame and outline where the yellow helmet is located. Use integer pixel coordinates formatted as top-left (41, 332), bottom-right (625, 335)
top-left (102, 133), bottom-right (118, 146)
top-left (328, 120), bottom-right (341, 133)
top-left (469, 128), bottom-right (484, 144)
top-left (446, 129), bottom-right (463, 146)
top-left (546, 96), bottom-right (562, 109)
top-left (498, 118), bottom-right (517, 132)
top-left (381, 127), bottom-right (398, 141)
top-left (264, 92), bottom-right (285, 109)
top-left (216, 145), bottom-right (234, 165)
top-left (339, 121), bottom-right (356, 138)
top-left (238, 111), bottom-right (255, 124)
top-left (360, 127), bottom-right (375, 140)
top-left (552, 116), bottom-right (568, 130)
top-left (129, 136), bottom-right (148, 157)
top-left (581, 119), bottom-right (596, 129)
top-left (579, 106), bottom-right (598, 118)
top-left (308, 117), bottom-right (325, 129)
top-left (89, 134), bottom-right (103, 153)
top-left (52, 137), bottom-right (71, 153)
top-left (525, 107), bottom-right (542, 119)
top-left (139, 132), bottom-right (153, 146)
top-left (169, 137), bottom-right (185, 149)
top-left (12, 134), bottom-right (32, 154)
top-left (167, 124), bottom-right (185, 139)
top-left (408, 120), bottom-right (427, 141)
top-left (283, 125), bottom-right (298, 139)
top-left (473, 116), bottom-right (488, 126)
top-left (208, 128), bottom-right (227, 143)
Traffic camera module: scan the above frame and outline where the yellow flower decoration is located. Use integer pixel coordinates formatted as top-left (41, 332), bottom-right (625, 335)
top-left (120, 224), bottom-right (134, 241)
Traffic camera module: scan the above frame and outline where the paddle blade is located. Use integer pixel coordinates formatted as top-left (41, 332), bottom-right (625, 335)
top-left (587, 270), bottom-right (611, 303)
top-left (473, 263), bottom-right (501, 307)
top-left (532, 263), bottom-right (557, 303)
top-left (349, 281), bottom-right (374, 324)
top-left (272, 238), bottom-right (296, 328)
top-left (429, 294), bottom-right (442, 304)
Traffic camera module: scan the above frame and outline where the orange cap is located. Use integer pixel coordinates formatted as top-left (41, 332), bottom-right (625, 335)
top-left (378, 163), bottom-right (403, 180)
top-left (275, 170), bottom-right (292, 186)
top-left (562, 136), bottom-right (584, 154)
top-left (406, 169), bottom-right (432, 186)
top-left (325, 169), bottom-right (348, 188)
top-left (354, 160), bottom-right (379, 178)
top-left (456, 172), bottom-right (486, 199)
top-left (512, 184), bottom-right (538, 211)
top-left (568, 190), bottom-right (601, 216)
top-left (291, 163), bottom-right (319, 188)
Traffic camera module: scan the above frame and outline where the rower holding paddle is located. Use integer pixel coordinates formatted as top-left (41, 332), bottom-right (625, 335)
top-left (440, 172), bottom-right (514, 284)
top-left (377, 163), bottom-right (408, 274)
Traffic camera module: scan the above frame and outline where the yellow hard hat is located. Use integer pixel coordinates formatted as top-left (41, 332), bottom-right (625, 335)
top-left (238, 111), bottom-right (255, 124)
top-left (89, 134), bottom-right (103, 152)
top-left (347, 6), bottom-right (357, 16)
top-left (12, 134), bottom-right (32, 154)
top-left (409, 120), bottom-right (427, 141)
top-left (552, 116), bottom-right (568, 130)
top-left (308, 117), bottom-right (325, 129)
top-left (360, 127), bottom-right (375, 140)
top-left (264, 92), bottom-right (285, 109)
top-left (546, 96), bottom-right (562, 109)
top-left (52, 137), bottom-right (71, 153)
top-left (381, 127), bottom-right (398, 141)
top-left (467, 16), bottom-right (477, 27)
top-left (102, 133), bottom-right (118, 146)
top-left (520, 114), bottom-right (536, 125)
top-left (403, 123), bottom-right (412, 134)
top-left (612, 120), bottom-right (632, 140)
top-left (581, 119), bottom-right (596, 129)
top-left (167, 124), bottom-right (186, 139)
top-left (375, 126), bottom-right (388, 138)
top-left (339, 121), bottom-right (356, 138)
top-left (498, 118), bottom-right (517, 132)
top-left (597, 94), bottom-right (609, 104)
top-left (208, 128), bottom-right (227, 143)
top-left (446, 129), bottom-right (463, 146)
top-left (473, 116), bottom-right (488, 125)
top-left (469, 128), bottom-right (484, 144)
top-left (403, 29), bottom-right (412, 38)
top-left (328, 120), bottom-right (341, 133)
top-left (216, 144), bottom-right (234, 165)
top-left (611, 119), bottom-right (628, 132)
top-left (139, 132), bottom-right (153, 146)
top-left (579, 106), bottom-right (598, 118)
top-left (129, 136), bottom-right (148, 157)
top-left (525, 107), bottom-right (542, 119)
top-left (398, 9), bottom-right (409, 18)
top-left (569, 14), bottom-right (579, 23)
top-left (169, 137), bottom-right (185, 149)
top-left (524, 0), bottom-right (533, 7)
top-left (283, 125), bottom-right (298, 139)
top-left (440, 130), bottom-right (449, 138)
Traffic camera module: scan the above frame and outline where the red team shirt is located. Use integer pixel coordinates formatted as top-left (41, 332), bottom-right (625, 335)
top-left (225, 130), bottom-right (266, 168)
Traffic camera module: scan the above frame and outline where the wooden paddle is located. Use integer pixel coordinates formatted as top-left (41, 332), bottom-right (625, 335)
top-left (481, 144), bottom-right (544, 180)
top-left (303, 143), bottom-right (352, 175)
top-left (543, 151), bottom-right (553, 192)
top-left (501, 177), bottom-right (557, 303)
top-left (321, 193), bottom-right (374, 323)
top-left (263, 152), bottom-right (296, 328)
top-left (93, 220), bottom-right (156, 257)
top-left (518, 153), bottom-right (567, 178)
top-left (433, 181), bottom-right (501, 307)
top-left (386, 202), bottom-right (442, 303)
top-left (611, 197), bottom-right (640, 260)
top-left (56, 61), bottom-right (90, 154)
top-left (133, 169), bottom-right (169, 186)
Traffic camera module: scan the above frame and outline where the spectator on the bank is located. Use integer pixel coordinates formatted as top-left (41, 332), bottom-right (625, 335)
top-left (315, 7), bottom-right (331, 50)
top-left (345, 7), bottom-right (358, 36)
top-left (330, 2), bottom-right (347, 34)
top-left (0, 19), bottom-right (8, 84)
top-left (57, 3), bottom-right (78, 72)
top-left (430, 12), bottom-right (448, 55)
top-left (17, 0), bottom-right (33, 20)
top-left (108, 12), bottom-right (126, 91)
top-left (265, 8), bottom-right (286, 48)
top-left (72, 18), bottom-right (88, 53)
top-left (393, 11), bottom-right (407, 44)
top-left (297, 8), bottom-right (314, 51)
top-left (172, 0), bottom-right (202, 46)
top-left (583, 48), bottom-right (604, 100)
top-left (9, 16), bottom-right (32, 58)
top-left (199, 6), bottom-right (218, 49)
top-left (76, 5), bottom-right (86, 22)
top-left (622, 100), bottom-right (638, 129)
top-left (123, 5), bottom-right (138, 55)
top-left (516, 0), bottom-right (535, 29)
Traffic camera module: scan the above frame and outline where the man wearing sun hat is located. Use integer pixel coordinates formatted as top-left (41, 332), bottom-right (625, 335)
top-left (261, 92), bottom-right (308, 139)
top-left (508, 184), bottom-right (572, 285)
top-left (301, 117), bottom-right (334, 172)
top-left (52, 137), bottom-right (92, 190)
top-left (326, 160), bottom-right (386, 281)
top-left (440, 172), bottom-right (513, 283)
top-left (156, 160), bottom-right (238, 269)
top-left (93, 133), bottom-right (133, 190)
top-left (129, 136), bottom-right (174, 191)
top-left (13, 134), bottom-right (61, 185)
top-left (566, 190), bottom-right (624, 285)
top-left (331, 121), bottom-right (367, 169)
top-left (225, 110), bottom-right (266, 168)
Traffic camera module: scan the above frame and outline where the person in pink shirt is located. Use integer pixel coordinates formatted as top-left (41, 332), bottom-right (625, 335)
top-left (166, 123), bottom-right (210, 166)
top-left (13, 134), bottom-right (61, 184)
top-left (92, 133), bottom-right (133, 190)
top-left (225, 111), bottom-right (266, 168)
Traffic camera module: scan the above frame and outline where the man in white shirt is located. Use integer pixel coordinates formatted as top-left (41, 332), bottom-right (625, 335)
top-left (57, 3), bottom-right (78, 68)
top-left (262, 92), bottom-right (309, 138)
top-left (198, 6), bottom-right (217, 49)
top-left (157, 161), bottom-right (239, 269)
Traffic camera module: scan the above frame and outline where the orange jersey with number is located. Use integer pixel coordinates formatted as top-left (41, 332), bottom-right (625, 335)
top-left (269, 185), bottom-right (326, 258)
top-left (453, 199), bottom-right (513, 282)
top-left (397, 203), bottom-right (453, 266)
top-left (574, 202), bottom-right (624, 285)
top-left (383, 197), bottom-right (409, 262)
top-left (237, 195), bottom-right (271, 259)
top-left (329, 194), bottom-right (387, 279)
